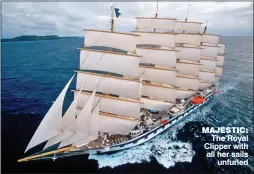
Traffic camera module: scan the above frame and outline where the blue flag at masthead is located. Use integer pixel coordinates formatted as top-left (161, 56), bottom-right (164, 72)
top-left (114, 8), bottom-right (121, 18)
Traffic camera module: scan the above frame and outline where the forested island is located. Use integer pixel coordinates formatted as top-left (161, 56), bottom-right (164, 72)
top-left (1, 35), bottom-right (79, 42)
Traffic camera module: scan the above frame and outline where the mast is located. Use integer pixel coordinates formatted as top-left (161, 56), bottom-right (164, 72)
top-left (110, 5), bottom-right (115, 52)
top-left (153, 1), bottom-right (159, 45)
top-left (203, 20), bottom-right (208, 34)
top-left (185, 4), bottom-right (191, 22)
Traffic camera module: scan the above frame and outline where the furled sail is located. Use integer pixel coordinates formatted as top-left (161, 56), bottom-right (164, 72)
top-left (138, 66), bottom-right (176, 86)
top-left (134, 31), bottom-right (176, 48)
top-left (25, 74), bottom-right (75, 152)
top-left (175, 46), bottom-right (201, 62)
top-left (79, 48), bottom-right (141, 78)
top-left (58, 90), bottom-right (96, 148)
top-left (216, 56), bottom-right (225, 66)
top-left (141, 97), bottom-right (174, 111)
top-left (174, 21), bottom-right (202, 33)
top-left (218, 44), bottom-right (225, 55)
top-left (201, 34), bottom-right (219, 45)
top-left (74, 91), bottom-right (141, 119)
top-left (175, 33), bottom-right (201, 46)
top-left (136, 17), bottom-right (175, 31)
top-left (200, 58), bottom-right (217, 71)
top-left (201, 45), bottom-right (218, 58)
top-left (84, 29), bottom-right (139, 53)
top-left (176, 62), bottom-right (200, 77)
top-left (176, 76), bottom-right (199, 90)
top-left (76, 71), bottom-right (141, 99)
top-left (137, 47), bottom-right (177, 68)
top-left (199, 70), bottom-right (216, 82)
top-left (142, 83), bottom-right (176, 103)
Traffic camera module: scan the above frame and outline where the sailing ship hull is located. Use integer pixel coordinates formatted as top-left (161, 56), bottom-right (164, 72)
top-left (33, 91), bottom-right (215, 161)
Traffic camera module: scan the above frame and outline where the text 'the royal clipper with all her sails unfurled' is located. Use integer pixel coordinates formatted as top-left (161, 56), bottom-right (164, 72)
top-left (18, 3), bottom-right (226, 162)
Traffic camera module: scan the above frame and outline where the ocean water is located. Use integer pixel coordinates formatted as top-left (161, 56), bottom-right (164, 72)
top-left (1, 37), bottom-right (253, 173)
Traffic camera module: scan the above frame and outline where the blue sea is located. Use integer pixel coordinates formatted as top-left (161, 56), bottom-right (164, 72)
top-left (1, 37), bottom-right (253, 173)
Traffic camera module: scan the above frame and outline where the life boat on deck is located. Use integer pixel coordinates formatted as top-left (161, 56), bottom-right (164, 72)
top-left (191, 95), bottom-right (206, 104)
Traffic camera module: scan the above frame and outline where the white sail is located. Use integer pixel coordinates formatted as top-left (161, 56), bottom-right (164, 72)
top-left (84, 29), bottom-right (138, 53)
top-left (137, 47), bottom-right (177, 68)
top-left (201, 45), bottom-right (218, 58)
top-left (74, 102), bottom-right (100, 148)
top-left (175, 89), bottom-right (197, 99)
top-left (141, 98), bottom-right (174, 111)
top-left (43, 100), bottom-right (77, 150)
top-left (175, 33), bottom-right (201, 46)
top-left (218, 44), bottom-right (225, 55)
top-left (76, 71), bottom-right (141, 99)
top-left (176, 62), bottom-right (200, 77)
top-left (74, 91), bottom-right (141, 119)
top-left (142, 83), bottom-right (176, 103)
top-left (58, 90), bottom-right (96, 148)
top-left (201, 34), bottom-right (219, 45)
top-left (176, 76), bottom-right (199, 90)
top-left (98, 113), bottom-right (138, 135)
top-left (175, 46), bottom-right (201, 62)
top-left (216, 56), bottom-right (225, 66)
top-left (199, 81), bottom-right (212, 90)
top-left (200, 58), bottom-right (217, 71)
top-left (43, 89), bottom-right (84, 150)
top-left (138, 67), bottom-right (176, 86)
top-left (79, 49), bottom-right (140, 78)
top-left (174, 21), bottom-right (202, 33)
top-left (199, 70), bottom-right (216, 82)
top-left (134, 31), bottom-right (176, 48)
top-left (136, 17), bottom-right (175, 31)
top-left (25, 74), bottom-right (75, 152)
top-left (215, 66), bottom-right (223, 76)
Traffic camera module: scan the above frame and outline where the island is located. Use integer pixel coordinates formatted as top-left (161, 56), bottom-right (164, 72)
top-left (1, 35), bottom-right (77, 42)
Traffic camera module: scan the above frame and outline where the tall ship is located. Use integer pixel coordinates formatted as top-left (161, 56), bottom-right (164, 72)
top-left (18, 3), bottom-right (226, 162)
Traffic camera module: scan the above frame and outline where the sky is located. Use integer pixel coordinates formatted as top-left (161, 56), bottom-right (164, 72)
top-left (2, 2), bottom-right (253, 38)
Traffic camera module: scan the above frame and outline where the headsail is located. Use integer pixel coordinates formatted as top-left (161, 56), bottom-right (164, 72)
top-left (58, 90), bottom-right (96, 148)
top-left (25, 74), bottom-right (75, 152)
top-left (43, 88), bottom-right (83, 150)
top-left (74, 102), bottom-right (100, 148)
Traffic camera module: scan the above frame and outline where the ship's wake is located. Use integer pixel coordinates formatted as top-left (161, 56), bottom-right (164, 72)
top-left (89, 117), bottom-right (197, 169)
top-left (89, 138), bottom-right (195, 169)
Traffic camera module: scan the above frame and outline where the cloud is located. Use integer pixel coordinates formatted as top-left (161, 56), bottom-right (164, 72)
top-left (2, 2), bottom-right (253, 38)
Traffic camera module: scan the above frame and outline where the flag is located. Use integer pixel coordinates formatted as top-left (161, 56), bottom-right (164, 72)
top-left (114, 7), bottom-right (121, 18)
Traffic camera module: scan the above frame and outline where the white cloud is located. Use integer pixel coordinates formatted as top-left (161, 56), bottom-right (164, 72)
top-left (2, 2), bottom-right (253, 38)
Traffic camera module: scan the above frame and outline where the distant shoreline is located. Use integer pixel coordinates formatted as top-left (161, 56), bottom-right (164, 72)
top-left (1, 35), bottom-right (82, 42)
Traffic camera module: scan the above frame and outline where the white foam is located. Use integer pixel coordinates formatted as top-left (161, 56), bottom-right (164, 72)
top-left (89, 123), bottom-right (195, 169)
